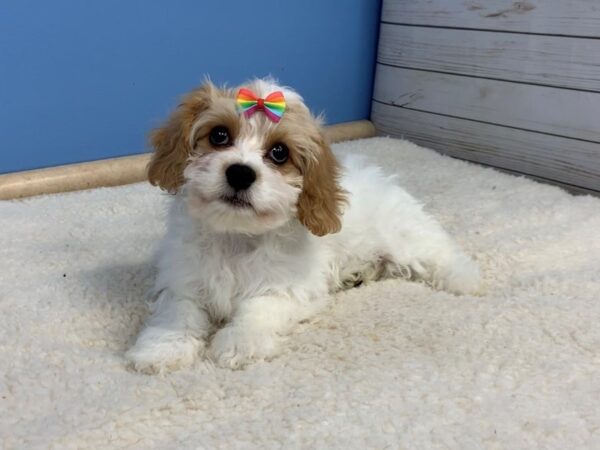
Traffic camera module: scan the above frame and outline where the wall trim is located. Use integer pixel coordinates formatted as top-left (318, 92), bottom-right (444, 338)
top-left (0, 120), bottom-right (375, 200)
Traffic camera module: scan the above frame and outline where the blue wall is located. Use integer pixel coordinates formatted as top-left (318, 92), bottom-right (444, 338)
top-left (0, 1), bottom-right (381, 174)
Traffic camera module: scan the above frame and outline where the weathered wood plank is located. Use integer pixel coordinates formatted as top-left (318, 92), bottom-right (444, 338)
top-left (378, 23), bottom-right (600, 92)
top-left (382, 0), bottom-right (600, 37)
top-left (371, 101), bottom-right (600, 191)
top-left (373, 64), bottom-right (600, 143)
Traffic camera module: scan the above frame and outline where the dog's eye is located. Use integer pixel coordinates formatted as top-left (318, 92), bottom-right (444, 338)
top-left (209, 126), bottom-right (231, 147)
top-left (268, 143), bottom-right (289, 165)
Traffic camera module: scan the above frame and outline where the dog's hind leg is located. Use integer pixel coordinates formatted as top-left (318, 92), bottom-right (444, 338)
top-left (381, 207), bottom-right (481, 295)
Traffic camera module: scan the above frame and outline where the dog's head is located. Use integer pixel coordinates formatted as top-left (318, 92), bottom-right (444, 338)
top-left (148, 78), bottom-right (346, 236)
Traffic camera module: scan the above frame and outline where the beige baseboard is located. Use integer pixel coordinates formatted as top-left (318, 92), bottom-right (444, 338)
top-left (0, 120), bottom-right (375, 200)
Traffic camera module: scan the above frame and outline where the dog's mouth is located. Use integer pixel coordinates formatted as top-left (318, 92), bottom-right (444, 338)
top-left (220, 194), bottom-right (253, 209)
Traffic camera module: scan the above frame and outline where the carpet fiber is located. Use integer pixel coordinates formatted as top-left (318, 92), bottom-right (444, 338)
top-left (2, 137), bottom-right (600, 449)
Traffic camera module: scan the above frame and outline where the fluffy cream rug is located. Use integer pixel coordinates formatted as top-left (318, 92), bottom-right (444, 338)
top-left (2, 137), bottom-right (600, 449)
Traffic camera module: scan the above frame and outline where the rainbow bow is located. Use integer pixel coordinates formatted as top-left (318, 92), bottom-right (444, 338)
top-left (236, 88), bottom-right (286, 123)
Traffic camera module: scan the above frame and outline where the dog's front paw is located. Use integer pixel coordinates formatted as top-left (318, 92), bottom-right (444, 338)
top-left (209, 325), bottom-right (279, 369)
top-left (125, 330), bottom-right (205, 374)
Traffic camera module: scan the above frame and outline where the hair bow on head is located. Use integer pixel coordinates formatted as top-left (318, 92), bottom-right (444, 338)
top-left (236, 88), bottom-right (286, 123)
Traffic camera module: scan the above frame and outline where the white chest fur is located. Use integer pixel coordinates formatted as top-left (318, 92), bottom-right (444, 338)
top-left (154, 198), bottom-right (330, 322)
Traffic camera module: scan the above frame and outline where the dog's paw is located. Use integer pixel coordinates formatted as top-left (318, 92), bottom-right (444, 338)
top-left (435, 254), bottom-right (483, 295)
top-left (209, 325), bottom-right (279, 369)
top-left (125, 331), bottom-right (204, 374)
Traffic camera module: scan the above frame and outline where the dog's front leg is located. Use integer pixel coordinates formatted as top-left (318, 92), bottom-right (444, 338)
top-left (209, 293), bottom-right (320, 369)
top-left (126, 290), bottom-right (211, 374)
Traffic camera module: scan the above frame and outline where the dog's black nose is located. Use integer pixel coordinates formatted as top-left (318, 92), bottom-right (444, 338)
top-left (225, 164), bottom-right (256, 191)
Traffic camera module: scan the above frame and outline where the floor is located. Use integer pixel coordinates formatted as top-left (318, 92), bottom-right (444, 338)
top-left (1, 137), bottom-right (600, 449)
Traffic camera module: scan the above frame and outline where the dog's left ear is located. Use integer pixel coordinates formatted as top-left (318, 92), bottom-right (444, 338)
top-left (297, 135), bottom-right (346, 236)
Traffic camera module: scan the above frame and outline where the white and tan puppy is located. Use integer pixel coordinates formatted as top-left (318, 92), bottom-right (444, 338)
top-left (126, 78), bottom-right (481, 372)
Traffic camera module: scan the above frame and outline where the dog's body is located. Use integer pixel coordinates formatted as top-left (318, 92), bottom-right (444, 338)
top-left (126, 79), bottom-right (480, 372)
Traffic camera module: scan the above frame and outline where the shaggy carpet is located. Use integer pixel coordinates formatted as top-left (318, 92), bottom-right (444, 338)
top-left (2, 137), bottom-right (600, 449)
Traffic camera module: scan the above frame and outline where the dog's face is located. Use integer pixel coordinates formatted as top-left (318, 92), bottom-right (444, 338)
top-left (148, 79), bottom-right (346, 236)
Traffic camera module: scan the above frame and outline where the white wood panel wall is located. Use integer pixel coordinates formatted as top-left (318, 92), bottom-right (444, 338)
top-left (372, 0), bottom-right (600, 193)
top-left (381, 0), bottom-right (600, 37)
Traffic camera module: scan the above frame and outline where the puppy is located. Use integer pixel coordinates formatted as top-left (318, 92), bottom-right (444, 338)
top-left (126, 78), bottom-right (481, 372)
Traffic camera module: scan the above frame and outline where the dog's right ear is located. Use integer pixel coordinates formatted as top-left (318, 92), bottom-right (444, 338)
top-left (147, 83), bottom-right (215, 193)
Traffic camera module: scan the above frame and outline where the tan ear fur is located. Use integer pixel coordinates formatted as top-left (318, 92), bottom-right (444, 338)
top-left (147, 84), bottom-right (213, 193)
top-left (297, 136), bottom-right (347, 236)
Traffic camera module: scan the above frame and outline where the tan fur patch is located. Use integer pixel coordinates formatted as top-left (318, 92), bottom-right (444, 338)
top-left (296, 135), bottom-right (347, 236)
top-left (147, 83), bottom-right (215, 192)
top-left (190, 96), bottom-right (240, 153)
